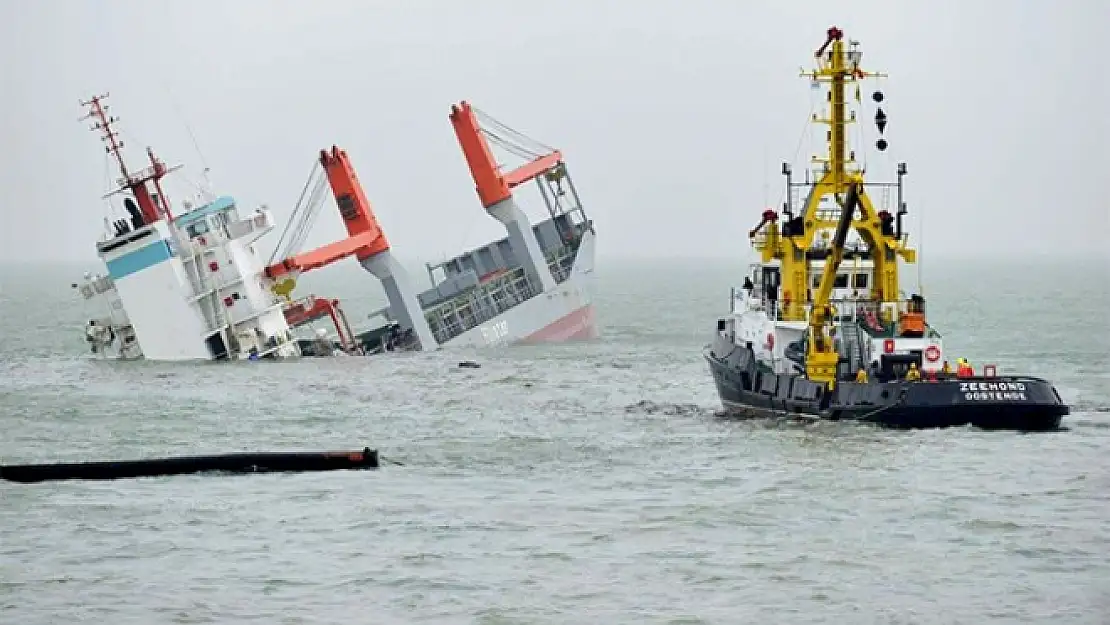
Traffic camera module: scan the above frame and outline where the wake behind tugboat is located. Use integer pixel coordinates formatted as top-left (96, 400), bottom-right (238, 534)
top-left (704, 26), bottom-right (1068, 431)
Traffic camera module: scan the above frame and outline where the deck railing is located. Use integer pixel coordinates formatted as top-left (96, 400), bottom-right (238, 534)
top-left (732, 289), bottom-right (942, 338)
top-left (423, 241), bottom-right (581, 345)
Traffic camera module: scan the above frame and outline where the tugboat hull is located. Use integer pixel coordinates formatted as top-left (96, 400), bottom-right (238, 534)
top-left (705, 336), bottom-right (1067, 432)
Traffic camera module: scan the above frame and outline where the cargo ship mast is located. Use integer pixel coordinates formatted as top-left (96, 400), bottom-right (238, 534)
top-left (81, 93), bottom-right (181, 228)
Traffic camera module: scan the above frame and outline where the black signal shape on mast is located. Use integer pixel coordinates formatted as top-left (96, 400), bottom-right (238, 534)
top-left (874, 108), bottom-right (887, 134)
top-left (874, 100), bottom-right (889, 152)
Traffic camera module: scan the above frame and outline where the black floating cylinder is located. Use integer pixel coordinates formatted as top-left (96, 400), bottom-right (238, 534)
top-left (0, 448), bottom-right (380, 484)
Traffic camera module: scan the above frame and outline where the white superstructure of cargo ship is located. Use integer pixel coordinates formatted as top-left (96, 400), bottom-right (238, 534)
top-left (73, 93), bottom-right (300, 361)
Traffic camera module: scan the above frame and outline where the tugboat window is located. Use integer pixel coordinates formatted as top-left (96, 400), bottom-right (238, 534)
top-left (853, 273), bottom-right (869, 288)
top-left (812, 273), bottom-right (851, 288)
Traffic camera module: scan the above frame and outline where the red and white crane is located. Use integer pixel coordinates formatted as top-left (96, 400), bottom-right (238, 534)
top-left (263, 146), bottom-right (436, 353)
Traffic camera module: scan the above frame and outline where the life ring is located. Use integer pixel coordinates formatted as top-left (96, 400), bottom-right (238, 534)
top-left (924, 345), bottom-right (941, 362)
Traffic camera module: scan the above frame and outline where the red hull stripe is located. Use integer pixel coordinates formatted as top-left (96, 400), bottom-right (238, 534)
top-left (518, 305), bottom-right (597, 344)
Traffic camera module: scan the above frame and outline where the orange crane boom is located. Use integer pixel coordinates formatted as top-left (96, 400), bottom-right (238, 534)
top-left (448, 101), bottom-right (564, 208)
top-left (265, 146), bottom-right (390, 280)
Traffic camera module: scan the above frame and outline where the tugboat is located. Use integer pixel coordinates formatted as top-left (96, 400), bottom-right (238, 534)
top-left (704, 26), bottom-right (1069, 431)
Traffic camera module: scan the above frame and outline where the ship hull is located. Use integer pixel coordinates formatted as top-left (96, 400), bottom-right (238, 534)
top-left (705, 335), bottom-right (1067, 432)
top-left (441, 228), bottom-right (597, 349)
top-left (519, 303), bottom-right (597, 344)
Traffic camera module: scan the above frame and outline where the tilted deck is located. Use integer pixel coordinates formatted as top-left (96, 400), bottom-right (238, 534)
top-left (419, 212), bottom-right (590, 345)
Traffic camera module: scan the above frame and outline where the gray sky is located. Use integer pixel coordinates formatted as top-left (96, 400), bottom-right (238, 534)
top-left (1, 0), bottom-right (1106, 267)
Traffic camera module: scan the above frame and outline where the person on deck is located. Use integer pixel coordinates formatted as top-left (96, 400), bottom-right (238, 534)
top-left (956, 358), bottom-right (974, 378)
top-left (313, 328), bottom-right (335, 356)
top-left (855, 368), bottom-right (869, 383)
top-left (941, 360), bottom-right (953, 376)
top-left (905, 362), bottom-right (921, 381)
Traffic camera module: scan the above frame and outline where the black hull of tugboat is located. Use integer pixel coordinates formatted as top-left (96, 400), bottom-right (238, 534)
top-left (704, 335), bottom-right (1068, 432)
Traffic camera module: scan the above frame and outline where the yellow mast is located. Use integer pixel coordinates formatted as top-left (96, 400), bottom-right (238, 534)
top-left (752, 26), bottom-right (917, 385)
top-left (806, 180), bottom-right (863, 383)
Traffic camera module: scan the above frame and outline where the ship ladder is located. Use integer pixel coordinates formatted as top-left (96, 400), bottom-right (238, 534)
top-left (192, 249), bottom-right (219, 330)
top-left (839, 321), bottom-right (866, 376)
top-left (189, 246), bottom-right (231, 354)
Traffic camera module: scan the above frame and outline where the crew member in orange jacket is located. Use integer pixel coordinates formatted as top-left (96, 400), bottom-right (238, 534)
top-left (956, 358), bottom-right (974, 378)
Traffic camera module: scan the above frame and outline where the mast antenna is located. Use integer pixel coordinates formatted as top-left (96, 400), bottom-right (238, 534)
top-left (167, 88), bottom-right (216, 200)
top-left (80, 93), bottom-right (130, 182)
top-left (918, 200), bottom-right (924, 296)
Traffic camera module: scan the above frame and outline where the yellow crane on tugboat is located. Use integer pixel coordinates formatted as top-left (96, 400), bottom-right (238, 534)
top-left (805, 178), bottom-right (864, 386)
top-left (750, 26), bottom-right (918, 387)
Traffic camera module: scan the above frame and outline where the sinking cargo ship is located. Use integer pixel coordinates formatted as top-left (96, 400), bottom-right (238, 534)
top-left (265, 101), bottom-right (597, 357)
top-left (74, 96), bottom-right (596, 360)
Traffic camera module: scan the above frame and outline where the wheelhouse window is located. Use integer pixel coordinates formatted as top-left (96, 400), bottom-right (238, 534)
top-left (853, 273), bottom-right (869, 288)
top-left (186, 221), bottom-right (210, 238)
top-left (811, 272), bottom-right (850, 288)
